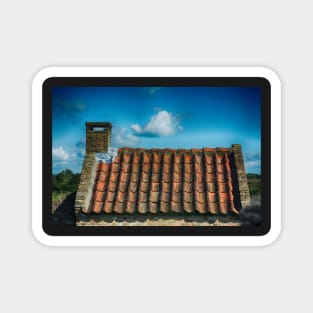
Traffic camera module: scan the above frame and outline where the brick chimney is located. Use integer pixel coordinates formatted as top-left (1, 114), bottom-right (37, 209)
top-left (85, 122), bottom-right (112, 153)
top-left (75, 122), bottom-right (112, 216)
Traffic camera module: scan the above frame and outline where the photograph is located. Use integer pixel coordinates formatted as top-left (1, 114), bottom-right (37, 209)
top-left (51, 85), bottom-right (261, 227)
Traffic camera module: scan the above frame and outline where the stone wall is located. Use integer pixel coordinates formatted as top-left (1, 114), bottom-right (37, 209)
top-left (231, 144), bottom-right (251, 208)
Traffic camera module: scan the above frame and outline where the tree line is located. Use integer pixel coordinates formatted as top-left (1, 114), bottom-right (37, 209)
top-left (52, 169), bottom-right (81, 193)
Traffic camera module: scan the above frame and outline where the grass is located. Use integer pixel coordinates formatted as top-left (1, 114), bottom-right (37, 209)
top-left (52, 190), bottom-right (73, 213)
top-left (246, 173), bottom-right (261, 196)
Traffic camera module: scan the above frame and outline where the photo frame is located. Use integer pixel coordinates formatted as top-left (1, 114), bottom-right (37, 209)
top-left (32, 67), bottom-right (281, 246)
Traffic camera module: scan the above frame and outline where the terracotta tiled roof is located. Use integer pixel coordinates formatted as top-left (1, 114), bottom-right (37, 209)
top-left (84, 147), bottom-right (241, 215)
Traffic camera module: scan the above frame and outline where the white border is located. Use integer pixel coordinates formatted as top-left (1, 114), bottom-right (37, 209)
top-left (32, 67), bottom-right (281, 246)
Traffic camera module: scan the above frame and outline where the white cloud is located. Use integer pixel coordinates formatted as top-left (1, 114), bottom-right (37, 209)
top-left (112, 127), bottom-right (139, 147)
top-left (131, 110), bottom-right (183, 137)
top-left (244, 152), bottom-right (261, 173)
top-left (52, 146), bottom-right (69, 161)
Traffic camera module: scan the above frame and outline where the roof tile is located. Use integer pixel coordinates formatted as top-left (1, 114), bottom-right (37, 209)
top-left (87, 148), bottom-right (240, 215)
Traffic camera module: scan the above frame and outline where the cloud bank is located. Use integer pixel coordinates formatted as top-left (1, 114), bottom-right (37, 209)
top-left (131, 110), bottom-right (183, 137)
top-left (244, 152), bottom-right (261, 174)
top-left (52, 146), bottom-right (69, 161)
top-left (112, 127), bottom-right (139, 147)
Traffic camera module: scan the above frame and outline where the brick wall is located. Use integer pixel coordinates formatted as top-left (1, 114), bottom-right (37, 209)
top-left (75, 122), bottom-right (112, 216)
top-left (231, 144), bottom-right (251, 208)
top-left (86, 122), bottom-right (112, 153)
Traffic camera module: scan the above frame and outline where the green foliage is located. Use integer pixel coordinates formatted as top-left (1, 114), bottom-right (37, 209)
top-left (52, 169), bottom-right (81, 193)
top-left (246, 173), bottom-right (261, 196)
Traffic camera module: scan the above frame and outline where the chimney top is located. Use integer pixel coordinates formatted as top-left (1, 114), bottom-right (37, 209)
top-left (86, 122), bottom-right (112, 128)
top-left (85, 122), bottom-right (112, 153)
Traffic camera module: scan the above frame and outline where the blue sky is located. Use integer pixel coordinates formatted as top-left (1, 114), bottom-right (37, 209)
top-left (52, 86), bottom-right (261, 174)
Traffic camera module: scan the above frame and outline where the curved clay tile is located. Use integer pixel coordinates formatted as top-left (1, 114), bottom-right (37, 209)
top-left (220, 202), bottom-right (229, 215)
top-left (173, 172), bottom-right (182, 183)
top-left (138, 201), bottom-right (148, 214)
top-left (118, 181), bottom-right (128, 193)
top-left (194, 180), bottom-right (205, 192)
top-left (100, 162), bottom-right (111, 172)
top-left (128, 181), bottom-right (138, 193)
top-left (195, 191), bottom-right (206, 204)
top-left (126, 201), bottom-right (135, 214)
top-left (195, 201), bottom-right (206, 214)
top-left (109, 171), bottom-right (119, 183)
top-left (152, 150), bottom-right (162, 164)
top-left (206, 173), bottom-right (215, 182)
top-left (218, 183), bottom-right (228, 193)
top-left (143, 151), bottom-right (152, 163)
top-left (108, 181), bottom-right (118, 192)
top-left (174, 153), bottom-right (183, 164)
top-left (120, 171), bottom-right (130, 183)
top-left (160, 191), bottom-right (170, 203)
top-left (219, 192), bottom-right (229, 203)
top-left (163, 151), bottom-right (173, 164)
top-left (194, 153), bottom-right (203, 164)
top-left (113, 155), bottom-right (122, 164)
top-left (112, 162), bottom-right (121, 173)
top-left (173, 182), bottom-right (182, 193)
top-left (96, 180), bottom-right (108, 192)
top-left (162, 172), bottom-right (172, 183)
top-left (139, 190), bottom-right (148, 203)
top-left (141, 172), bottom-right (150, 183)
top-left (160, 201), bottom-right (170, 213)
top-left (216, 152), bottom-right (225, 164)
top-left (206, 164), bottom-right (214, 174)
top-left (163, 163), bottom-right (171, 174)
top-left (161, 182), bottom-right (171, 193)
top-left (151, 173), bottom-right (161, 182)
top-left (184, 163), bottom-right (193, 174)
top-left (149, 191), bottom-right (159, 203)
top-left (172, 191), bottom-right (182, 203)
top-left (98, 170), bottom-right (110, 182)
top-left (208, 202), bottom-right (218, 214)
top-left (173, 163), bottom-right (182, 174)
top-left (151, 182), bottom-right (160, 192)
top-left (171, 201), bottom-right (182, 213)
top-left (106, 191), bottom-right (116, 202)
top-left (149, 202), bottom-right (158, 214)
top-left (127, 190), bottom-right (137, 203)
top-left (152, 163), bottom-right (161, 174)
top-left (140, 181), bottom-right (150, 193)
top-left (103, 201), bottom-right (114, 213)
top-left (184, 153), bottom-right (193, 164)
top-left (208, 192), bottom-right (217, 203)
top-left (217, 173), bottom-right (226, 183)
top-left (122, 150), bottom-right (133, 163)
top-left (217, 163), bottom-right (225, 173)
top-left (121, 162), bottom-right (132, 173)
top-left (184, 172), bottom-right (193, 183)
top-left (133, 150), bottom-right (142, 164)
top-left (113, 201), bottom-right (126, 214)
top-left (204, 152), bottom-right (214, 164)
top-left (183, 200), bottom-right (194, 213)
top-left (91, 201), bottom-right (103, 214)
top-left (116, 191), bottom-right (128, 203)
top-left (206, 182), bottom-right (216, 193)
top-left (184, 182), bottom-right (193, 193)
top-left (94, 190), bottom-right (105, 202)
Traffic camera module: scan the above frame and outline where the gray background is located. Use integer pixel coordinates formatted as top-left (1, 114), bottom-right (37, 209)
top-left (1, 0), bottom-right (311, 312)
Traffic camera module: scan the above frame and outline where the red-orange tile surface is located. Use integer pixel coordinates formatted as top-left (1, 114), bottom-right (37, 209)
top-left (88, 148), bottom-right (240, 215)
